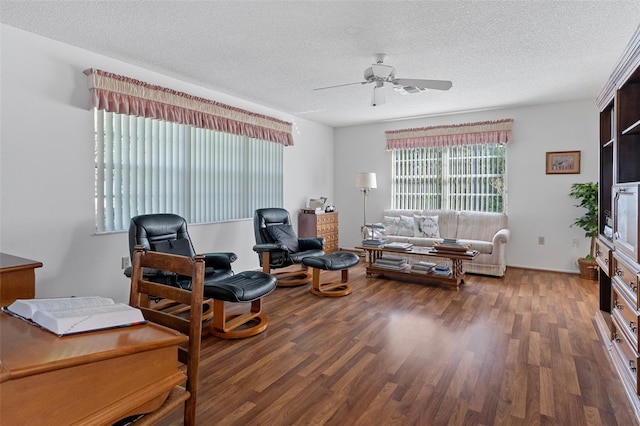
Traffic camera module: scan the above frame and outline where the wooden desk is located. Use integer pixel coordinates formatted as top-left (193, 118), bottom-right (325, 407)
top-left (0, 253), bottom-right (43, 306)
top-left (0, 312), bottom-right (188, 425)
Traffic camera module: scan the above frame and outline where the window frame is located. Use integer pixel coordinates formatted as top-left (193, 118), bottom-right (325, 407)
top-left (391, 143), bottom-right (507, 213)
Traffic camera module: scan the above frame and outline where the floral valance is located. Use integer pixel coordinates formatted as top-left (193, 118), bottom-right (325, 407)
top-left (84, 68), bottom-right (293, 146)
top-left (385, 118), bottom-right (513, 150)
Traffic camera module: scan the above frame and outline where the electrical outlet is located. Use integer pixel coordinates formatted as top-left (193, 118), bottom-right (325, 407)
top-left (572, 238), bottom-right (580, 248)
top-left (538, 236), bottom-right (545, 245)
top-left (121, 256), bottom-right (131, 269)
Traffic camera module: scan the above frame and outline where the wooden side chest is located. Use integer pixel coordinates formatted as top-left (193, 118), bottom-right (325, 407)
top-left (298, 212), bottom-right (339, 254)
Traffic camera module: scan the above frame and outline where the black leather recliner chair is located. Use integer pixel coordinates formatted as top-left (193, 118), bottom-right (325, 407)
top-left (128, 213), bottom-right (236, 287)
top-left (127, 213), bottom-right (277, 339)
top-left (253, 208), bottom-right (325, 287)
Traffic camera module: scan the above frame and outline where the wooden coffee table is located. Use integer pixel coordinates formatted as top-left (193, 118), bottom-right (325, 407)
top-left (357, 245), bottom-right (478, 290)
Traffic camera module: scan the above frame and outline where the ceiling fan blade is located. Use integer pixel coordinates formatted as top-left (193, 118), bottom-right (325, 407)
top-left (392, 78), bottom-right (452, 91)
top-left (313, 81), bottom-right (369, 91)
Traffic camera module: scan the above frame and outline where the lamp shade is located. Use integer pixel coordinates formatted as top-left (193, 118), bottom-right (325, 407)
top-left (355, 172), bottom-right (377, 190)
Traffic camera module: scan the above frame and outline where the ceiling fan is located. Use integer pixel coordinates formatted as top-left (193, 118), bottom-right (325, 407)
top-left (313, 53), bottom-right (452, 106)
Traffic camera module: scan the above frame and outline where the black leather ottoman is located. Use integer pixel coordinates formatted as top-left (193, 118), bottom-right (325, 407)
top-left (205, 270), bottom-right (277, 339)
top-left (302, 252), bottom-right (359, 297)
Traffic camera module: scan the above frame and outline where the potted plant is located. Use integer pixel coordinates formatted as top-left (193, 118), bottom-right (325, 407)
top-left (569, 182), bottom-right (599, 280)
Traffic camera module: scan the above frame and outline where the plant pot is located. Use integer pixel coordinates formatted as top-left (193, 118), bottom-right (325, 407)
top-left (578, 257), bottom-right (598, 281)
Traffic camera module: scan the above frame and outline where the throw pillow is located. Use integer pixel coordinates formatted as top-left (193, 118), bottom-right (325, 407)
top-left (398, 215), bottom-right (415, 237)
top-left (152, 238), bottom-right (193, 257)
top-left (413, 215), bottom-right (440, 238)
top-left (266, 224), bottom-right (299, 252)
top-left (382, 216), bottom-right (400, 235)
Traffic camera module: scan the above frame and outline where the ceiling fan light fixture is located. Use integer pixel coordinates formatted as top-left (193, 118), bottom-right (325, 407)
top-left (369, 64), bottom-right (395, 80)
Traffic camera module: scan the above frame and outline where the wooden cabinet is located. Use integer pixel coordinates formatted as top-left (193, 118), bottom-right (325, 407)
top-left (0, 253), bottom-right (43, 306)
top-left (299, 212), bottom-right (339, 254)
top-left (596, 25), bottom-right (640, 420)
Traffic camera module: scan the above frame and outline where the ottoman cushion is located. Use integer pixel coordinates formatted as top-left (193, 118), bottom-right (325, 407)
top-left (204, 271), bottom-right (277, 303)
top-left (302, 252), bottom-right (359, 270)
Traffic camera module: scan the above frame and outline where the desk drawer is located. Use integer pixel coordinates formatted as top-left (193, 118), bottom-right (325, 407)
top-left (613, 253), bottom-right (640, 309)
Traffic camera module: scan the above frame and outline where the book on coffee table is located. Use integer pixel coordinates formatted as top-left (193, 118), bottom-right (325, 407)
top-left (411, 261), bottom-right (436, 273)
top-left (384, 242), bottom-right (414, 251)
top-left (433, 241), bottom-right (470, 253)
top-left (374, 255), bottom-right (409, 270)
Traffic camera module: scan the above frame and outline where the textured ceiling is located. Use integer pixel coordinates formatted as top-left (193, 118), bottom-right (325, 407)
top-left (1, 1), bottom-right (639, 127)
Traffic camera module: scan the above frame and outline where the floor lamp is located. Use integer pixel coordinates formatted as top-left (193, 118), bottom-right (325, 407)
top-left (355, 172), bottom-right (377, 239)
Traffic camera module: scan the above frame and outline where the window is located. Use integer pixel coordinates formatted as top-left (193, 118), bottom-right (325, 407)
top-left (95, 109), bottom-right (283, 233)
top-left (392, 143), bottom-right (506, 212)
top-left (84, 68), bottom-right (292, 234)
top-left (386, 119), bottom-right (512, 213)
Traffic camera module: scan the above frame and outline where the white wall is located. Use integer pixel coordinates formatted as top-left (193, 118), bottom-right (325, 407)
top-left (334, 100), bottom-right (600, 274)
top-left (0, 25), bottom-right (334, 302)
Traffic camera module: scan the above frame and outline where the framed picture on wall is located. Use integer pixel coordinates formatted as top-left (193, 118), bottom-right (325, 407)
top-left (546, 150), bottom-right (580, 174)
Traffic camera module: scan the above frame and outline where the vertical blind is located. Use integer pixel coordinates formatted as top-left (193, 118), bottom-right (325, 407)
top-left (389, 119), bottom-right (511, 213)
top-left (392, 147), bottom-right (443, 210)
top-left (392, 143), bottom-right (507, 213)
top-left (96, 109), bottom-right (283, 233)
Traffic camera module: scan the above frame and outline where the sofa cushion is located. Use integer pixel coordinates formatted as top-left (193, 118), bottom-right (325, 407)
top-left (385, 235), bottom-right (413, 244)
top-left (382, 209), bottom-right (459, 238)
top-left (457, 238), bottom-right (494, 254)
top-left (420, 210), bottom-right (459, 238)
top-left (413, 215), bottom-right (440, 238)
top-left (382, 216), bottom-right (400, 235)
top-left (408, 236), bottom-right (441, 247)
top-left (458, 211), bottom-right (508, 242)
top-left (398, 215), bottom-right (415, 236)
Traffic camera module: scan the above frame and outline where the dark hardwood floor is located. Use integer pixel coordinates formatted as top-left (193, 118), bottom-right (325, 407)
top-left (159, 262), bottom-right (638, 425)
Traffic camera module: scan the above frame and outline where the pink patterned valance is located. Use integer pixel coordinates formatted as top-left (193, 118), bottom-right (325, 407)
top-left (385, 118), bottom-right (513, 150)
top-left (84, 68), bottom-right (293, 146)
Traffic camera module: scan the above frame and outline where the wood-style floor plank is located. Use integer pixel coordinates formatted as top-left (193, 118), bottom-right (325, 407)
top-left (155, 262), bottom-right (638, 425)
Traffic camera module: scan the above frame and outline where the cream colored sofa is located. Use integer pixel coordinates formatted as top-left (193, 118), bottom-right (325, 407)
top-left (378, 209), bottom-right (510, 277)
